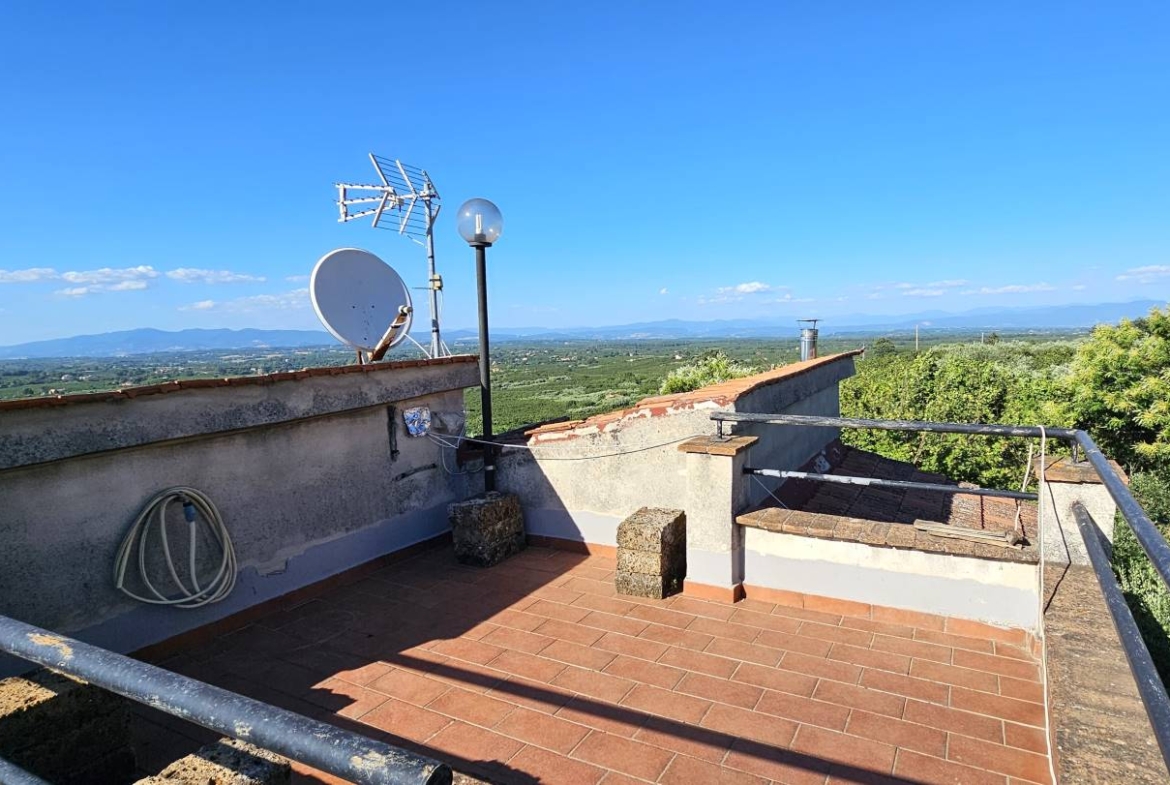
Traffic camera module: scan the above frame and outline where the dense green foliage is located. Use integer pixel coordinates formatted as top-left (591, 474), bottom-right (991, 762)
top-left (659, 350), bottom-right (760, 395)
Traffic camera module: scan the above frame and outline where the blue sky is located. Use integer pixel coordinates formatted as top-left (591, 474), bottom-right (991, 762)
top-left (1, 2), bottom-right (1168, 344)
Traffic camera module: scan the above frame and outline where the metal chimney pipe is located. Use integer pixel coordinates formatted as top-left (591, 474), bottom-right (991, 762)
top-left (798, 319), bottom-right (820, 361)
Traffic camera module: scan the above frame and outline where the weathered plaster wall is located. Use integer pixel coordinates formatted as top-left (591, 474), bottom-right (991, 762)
top-left (0, 360), bottom-right (478, 665)
top-left (497, 354), bottom-right (857, 548)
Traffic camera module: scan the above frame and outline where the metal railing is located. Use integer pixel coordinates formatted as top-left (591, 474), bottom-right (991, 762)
top-left (713, 410), bottom-right (1170, 770)
top-left (0, 616), bottom-right (452, 785)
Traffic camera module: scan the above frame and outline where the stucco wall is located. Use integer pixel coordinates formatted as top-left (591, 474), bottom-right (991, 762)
top-left (0, 359), bottom-right (478, 666)
top-left (497, 354), bottom-right (857, 547)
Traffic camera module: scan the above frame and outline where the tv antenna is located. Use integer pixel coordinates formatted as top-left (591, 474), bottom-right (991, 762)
top-left (335, 153), bottom-right (447, 358)
top-left (310, 248), bottom-right (414, 364)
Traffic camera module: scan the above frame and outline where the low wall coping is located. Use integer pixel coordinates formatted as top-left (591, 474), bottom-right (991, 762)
top-left (678, 435), bottom-right (758, 456)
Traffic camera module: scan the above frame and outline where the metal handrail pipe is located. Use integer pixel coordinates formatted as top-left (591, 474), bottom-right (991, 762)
top-left (1070, 502), bottom-right (1170, 769)
top-left (0, 757), bottom-right (53, 785)
top-left (711, 412), bottom-right (1081, 441)
top-left (1074, 431), bottom-right (1170, 591)
top-left (747, 468), bottom-right (1039, 502)
top-left (0, 616), bottom-right (451, 785)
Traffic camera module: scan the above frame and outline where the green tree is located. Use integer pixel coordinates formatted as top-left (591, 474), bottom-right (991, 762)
top-left (659, 351), bottom-right (759, 394)
top-left (1060, 306), bottom-right (1170, 472)
top-left (870, 337), bottom-right (897, 357)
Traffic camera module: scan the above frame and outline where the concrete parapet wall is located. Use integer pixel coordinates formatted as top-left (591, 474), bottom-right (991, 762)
top-left (499, 352), bottom-right (859, 549)
top-left (0, 359), bottom-right (478, 669)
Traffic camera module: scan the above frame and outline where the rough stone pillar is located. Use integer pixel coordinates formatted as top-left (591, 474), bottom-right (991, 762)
top-left (679, 435), bottom-right (757, 601)
top-left (449, 491), bottom-right (526, 567)
top-left (615, 508), bottom-right (687, 599)
top-left (1039, 456), bottom-right (1125, 565)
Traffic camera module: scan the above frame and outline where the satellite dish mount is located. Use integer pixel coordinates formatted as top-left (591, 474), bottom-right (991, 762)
top-left (335, 154), bottom-right (446, 358)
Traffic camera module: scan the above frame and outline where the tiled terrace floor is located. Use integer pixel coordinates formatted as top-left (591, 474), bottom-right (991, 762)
top-left (135, 546), bottom-right (1052, 785)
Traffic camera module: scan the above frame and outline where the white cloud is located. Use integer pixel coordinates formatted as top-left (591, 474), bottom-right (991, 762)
top-left (108, 280), bottom-right (148, 291)
top-left (0, 267), bottom-right (58, 283)
top-left (180, 288), bottom-right (310, 313)
top-left (1116, 265), bottom-right (1170, 284)
top-left (285, 274), bottom-right (310, 283)
top-left (60, 265), bottom-right (159, 286)
top-left (167, 268), bottom-right (267, 284)
top-left (925, 279), bottom-right (969, 288)
top-left (717, 281), bottom-right (777, 295)
top-left (659, 287), bottom-right (668, 295)
top-left (962, 283), bottom-right (1056, 295)
top-left (55, 287), bottom-right (93, 297)
top-left (1071, 284), bottom-right (1087, 291)
top-left (901, 288), bottom-right (945, 297)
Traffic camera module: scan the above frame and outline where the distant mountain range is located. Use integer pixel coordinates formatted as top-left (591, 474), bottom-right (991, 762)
top-left (0, 300), bottom-right (1161, 358)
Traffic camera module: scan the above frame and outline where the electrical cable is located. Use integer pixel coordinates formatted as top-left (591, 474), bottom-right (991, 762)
top-left (430, 430), bottom-right (701, 462)
top-left (113, 487), bottom-right (237, 609)
top-left (751, 473), bottom-right (790, 509)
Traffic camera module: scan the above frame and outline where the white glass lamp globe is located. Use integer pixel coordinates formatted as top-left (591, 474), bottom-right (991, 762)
top-left (456, 198), bottom-right (503, 247)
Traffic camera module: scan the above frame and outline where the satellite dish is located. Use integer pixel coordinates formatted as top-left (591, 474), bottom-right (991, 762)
top-left (310, 248), bottom-right (413, 356)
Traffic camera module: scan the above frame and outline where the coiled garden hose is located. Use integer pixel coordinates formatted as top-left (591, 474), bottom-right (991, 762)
top-left (113, 486), bottom-right (237, 608)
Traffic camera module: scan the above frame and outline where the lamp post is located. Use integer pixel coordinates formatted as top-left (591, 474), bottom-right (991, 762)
top-left (457, 198), bottom-right (503, 492)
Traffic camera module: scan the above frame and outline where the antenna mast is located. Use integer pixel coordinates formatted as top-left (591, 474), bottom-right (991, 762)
top-left (335, 154), bottom-right (447, 358)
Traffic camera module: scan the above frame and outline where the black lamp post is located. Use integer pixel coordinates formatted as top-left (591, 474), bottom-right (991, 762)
top-left (456, 198), bottom-right (503, 492)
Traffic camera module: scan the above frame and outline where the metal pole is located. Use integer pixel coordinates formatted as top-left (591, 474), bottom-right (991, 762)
top-left (0, 615), bottom-right (451, 785)
top-left (425, 204), bottom-right (442, 358)
top-left (1075, 431), bottom-right (1170, 591)
top-left (747, 468), bottom-right (1039, 501)
top-left (1070, 503), bottom-right (1170, 770)
top-left (712, 412), bottom-right (1081, 441)
top-left (475, 243), bottom-right (494, 492)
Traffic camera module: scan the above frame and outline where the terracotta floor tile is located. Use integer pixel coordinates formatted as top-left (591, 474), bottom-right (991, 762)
top-left (701, 702), bottom-right (798, 748)
top-left (893, 748), bottom-right (1008, 785)
top-left (660, 753), bottom-right (768, 784)
top-left (525, 598), bottom-right (592, 624)
top-left (634, 714), bottom-right (733, 763)
top-left (871, 606), bottom-right (947, 632)
top-left (621, 683), bottom-right (712, 724)
top-left (797, 620), bottom-right (874, 648)
top-left (688, 615), bottom-right (762, 643)
top-left (840, 616), bottom-right (916, 640)
top-left (507, 744), bottom-right (605, 785)
top-left (534, 617), bottom-right (605, 646)
top-left (950, 687), bottom-right (1045, 727)
top-left (572, 593), bottom-right (641, 616)
top-left (913, 628), bottom-right (996, 654)
top-left (578, 609), bottom-right (649, 637)
top-left (310, 677), bottom-right (389, 719)
top-left (603, 654), bottom-right (686, 690)
top-left (779, 650), bottom-right (863, 684)
top-left (638, 621), bottom-right (714, 651)
top-left (845, 709), bottom-right (947, 758)
top-left (487, 608), bottom-right (547, 632)
top-left (755, 690), bottom-right (850, 732)
top-left (676, 671), bottom-right (764, 709)
top-left (706, 637), bottom-right (784, 667)
top-left (658, 646), bottom-right (739, 679)
top-left (723, 740), bottom-right (831, 785)
top-left (909, 658), bottom-right (999, 693)
top-left (427, 686), bottom-right (516, 727)
top-left (860, 669), bottom-right (950, 706)
top-left (769, 604), bottom-right (845, 627)
top-left (755, 628), bottom-right (835, 658)
top-left (792, 724), bottom-right (897, 773)
top-left (551, 664), bottom-right (638, 704)
top-left (951, 648), bottom-right (1041, 682)
top-left (429, 636), bottom-right (507, 665)
top-left (903, 700), bottom-right (1004, 743)
top-left (427, 721), bottom-right (525, 774)
top-left (489, 649), bottom-right (568, 684)
top-left (555, 695), bottom-right (647, 738)
top-left (729, 608), bottom-right (804, 634)
top-left (368, 667), bottom-right (450, 705)
top-left (494, 706), bottom-right (592, 754)
top-left (594, 630), bottom-right (670, 661)
top-left (572, 731), bottom-right (676, 781)
top-left (668, 596), bottom-right (738, 621)
top-left (828, 643), bottom-right (910, 675)
top-left (871, 633), bottom-right (952, 664)
top-left (947, 733), bottom-right (1052, 783)
top-left (812, 679), bottom-right (905, 718)
top-left (733, 661), bottom-right (818, 698)
top-left (1003, 721), bottom-right (1048, 754)
top-left (541, 638), bottom-right (618, 671)
top-left (944, 618), bottom-right (1029, 647)
top-left (488, 676), bottom-right (575, 715)
top-left (360, 698), bottom-right (451, 743)
top-left (627, 603), bottom-right (698, 630)
top-left (481, 626), bottom-right (555, 654)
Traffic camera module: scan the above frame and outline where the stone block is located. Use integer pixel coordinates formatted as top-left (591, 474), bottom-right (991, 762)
top-left (448, 492), bottom-right (526, 568)
top-left (0, 669), bottom-right (134, 783)
top-left (136, 738), bottom-right (290, 785)
top-left (615, 507), bottom-right (686, 599)
top-left (616, 507), bottom-right (686, 553)
top-left (615, 571), bottom-right (679, 600)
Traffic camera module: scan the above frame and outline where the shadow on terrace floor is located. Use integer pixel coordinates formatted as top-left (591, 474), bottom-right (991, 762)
top-left (131, 544), bottom-right (1017, 785)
